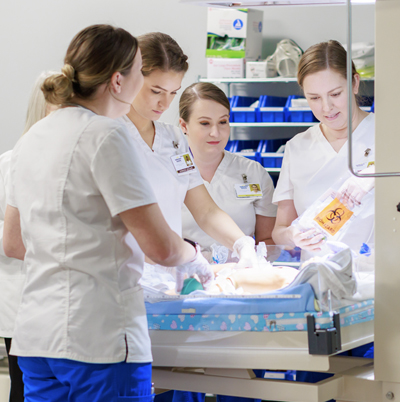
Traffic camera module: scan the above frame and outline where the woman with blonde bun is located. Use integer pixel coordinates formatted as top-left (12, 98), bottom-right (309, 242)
top-left (0, 70), bottom-right (58, 402)
top-left (3, 24), bottom-right (212, 402)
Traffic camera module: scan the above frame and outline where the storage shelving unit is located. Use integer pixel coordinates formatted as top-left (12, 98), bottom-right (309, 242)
top-left (199, 77), bottom-right (374, 174)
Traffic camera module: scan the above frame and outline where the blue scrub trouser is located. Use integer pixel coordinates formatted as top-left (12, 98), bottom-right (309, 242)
top-left (18, 357), bottom-right (153, 402)
top-left (155, 370), bottom-right (265, 402)
top-left (296, 343), bottom-right (374, 402)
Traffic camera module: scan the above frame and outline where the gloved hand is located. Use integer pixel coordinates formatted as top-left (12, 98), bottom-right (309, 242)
top-left (290, 226), bottom-right (325, 252)
top-left (175, 244), bottom-right (214, 292)
top-left (337, 174), bottom-right (375, 209)
top-left (232, 236), bottom-right (258, 268)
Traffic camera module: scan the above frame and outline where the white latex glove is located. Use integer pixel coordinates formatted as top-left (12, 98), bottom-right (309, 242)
top-left (175, 245), bottom-right (214, 292)
top-left (232, 236), bottom-right (258, 268)
top-left (337, 168), bottom-right (375, 209)
top-left (290, 226), bottom-right (325, 252)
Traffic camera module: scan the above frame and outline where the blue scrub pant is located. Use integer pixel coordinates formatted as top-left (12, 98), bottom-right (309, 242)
top-left (18, 357), bottom-right (153, 402)
top-left (296, 343), bottom-right (374, 402)
top-left (155, 370), bottom-right (265, 402)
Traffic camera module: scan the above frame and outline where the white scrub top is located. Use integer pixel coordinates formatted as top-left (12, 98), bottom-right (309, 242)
top-left (120, 117), bottom-right (203, 236)
top-left (273, 113), bottom-right (375, 251)
top-left (0, 150), bottom-right (24, 338)
top-left (182, 151), bottom-right (277, 252)
top-left (8, 107), bottom-right (157, 364)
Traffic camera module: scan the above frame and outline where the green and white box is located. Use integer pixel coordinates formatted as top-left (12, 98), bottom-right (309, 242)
top-left (206, 7), bottom-right (263, 59)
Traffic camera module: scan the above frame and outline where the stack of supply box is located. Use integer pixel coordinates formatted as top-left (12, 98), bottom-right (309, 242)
top-left (206, 8), bottom-right (264, 79)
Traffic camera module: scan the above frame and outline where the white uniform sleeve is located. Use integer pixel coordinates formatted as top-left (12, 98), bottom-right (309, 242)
top-left (188, 169), bottom-right (203, 191)
top-left (254, 164), bottom-right (277, 217)
top-left (0, 161), bottom-right (7, 257)
top-left (92, 127), bottom-right (157, 217)
top-left (272, 143), bottom-right (294, 204)
top-left (7, 148), bottom-right (17, 208)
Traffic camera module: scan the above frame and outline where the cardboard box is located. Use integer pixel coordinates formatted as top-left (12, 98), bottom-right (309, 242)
top-left (207, 58), bottom-right (244, 79)
top-left (246, 61), bottom-right (267, 78)
top-left (206, 8), bottom-right (263, 60)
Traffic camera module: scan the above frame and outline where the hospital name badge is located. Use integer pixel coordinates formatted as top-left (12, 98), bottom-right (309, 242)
top-left (235, 183), bottom-right (263, 198)
top-left (171, 153), bottom-right (197, 175)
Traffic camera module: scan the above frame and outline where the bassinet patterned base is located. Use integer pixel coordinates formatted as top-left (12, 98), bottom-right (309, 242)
top-left (146, 299), bottom-right (374, 332)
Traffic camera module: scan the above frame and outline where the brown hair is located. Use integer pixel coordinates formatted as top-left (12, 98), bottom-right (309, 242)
top-left (297, 40), bottom-right (358, 88)
top-left (179, 82), bottom-right (230, 123)
top-left (42, 24), bottom-right (139, 105)
top-left (138, 32), bottom-right (188, 77)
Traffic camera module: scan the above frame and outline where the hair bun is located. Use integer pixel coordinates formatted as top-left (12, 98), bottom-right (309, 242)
top-left (61, 64), bottom-right (76, 82)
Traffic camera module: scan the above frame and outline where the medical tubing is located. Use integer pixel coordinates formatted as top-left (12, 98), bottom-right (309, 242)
top-left (346, 0), bottom-right (400, 178)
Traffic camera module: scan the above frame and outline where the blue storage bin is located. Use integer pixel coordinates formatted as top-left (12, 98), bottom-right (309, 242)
top-left (260, 152), bottom-right (284, 168)
top-left (228, 97), bottom-right (234, 122)
top-left (264, 370), bottom-right (296, 381)
top-left (257, 95), bottom-right (287, 122)
top-left (230, 96), bottom-right (259, 123)
top-left (224, 140), bottom-right (234, 151)
top-left (359, 96), bottom-right (374, 113)
top-left (259, 140), bottom-right (286, 168)
top-left (285, 95), bottom-right (318, 123)
top-left (227, 140), bottom-right (262, 162)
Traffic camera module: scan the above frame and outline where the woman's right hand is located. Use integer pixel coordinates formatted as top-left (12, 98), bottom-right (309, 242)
top-left (175, 245), bottom-right (214, 292)
top-left (290, 226), bottom-right (325, 252)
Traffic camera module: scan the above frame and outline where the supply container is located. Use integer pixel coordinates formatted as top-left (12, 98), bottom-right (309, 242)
top-left (206, 8), bottom-right (264, 60)
top-left (359, 96), bottom-right (374, 113)
top-left (230, 96), bottom-right (259, 122)
top-left (246, 61), bottom-right (268, 78)
top-left (285, 95), bottom-right (318, 123)
top-left (257, 95), bottom-right (287, 122)
top-left (264, 370), bottom-right (296, 381)
top-left (226, 140), bottom-right (262, 162)
top-left (207, 58), bottom-right (245, 79)
top-left (259, 140), bottom-right (286, 167)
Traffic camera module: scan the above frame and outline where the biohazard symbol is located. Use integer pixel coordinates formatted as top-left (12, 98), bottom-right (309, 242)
top-left (326, 208), bottom-right (345, 224)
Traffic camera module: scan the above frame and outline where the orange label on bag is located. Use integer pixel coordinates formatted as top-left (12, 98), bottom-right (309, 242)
top-left (313, 198), bottom-right (353, 236)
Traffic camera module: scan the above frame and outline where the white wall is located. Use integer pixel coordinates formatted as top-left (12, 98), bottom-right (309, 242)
top-left (0, 1), bottom-right (374, 154)
top-left (260, 4), bottom-right (375, 57)
top-left (0, 0), bottom-right (208, 153)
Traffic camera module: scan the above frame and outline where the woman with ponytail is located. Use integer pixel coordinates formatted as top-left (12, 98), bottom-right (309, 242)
top-left (120, 33), bottom-right (259, 278)
top-left (0, 70), bottom-right (58, 402)
top-left (3, 24), bottom-right (213, 402)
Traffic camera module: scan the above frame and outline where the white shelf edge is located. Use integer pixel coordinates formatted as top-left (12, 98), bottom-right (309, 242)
top-left (231, 122), bottom-right (316, 127)
top-left (200, 77), bottom-right (298, 83)
top-left (264, 167), bottom-right (281, 173)
top-left (199, 77), bottom-right (374, 83)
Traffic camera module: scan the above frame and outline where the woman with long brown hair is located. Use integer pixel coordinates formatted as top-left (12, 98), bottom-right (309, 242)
top-left (120, 32), bottom-right (260, 284)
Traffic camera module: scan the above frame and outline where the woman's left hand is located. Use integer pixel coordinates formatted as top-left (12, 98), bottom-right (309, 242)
top-left (232, 236), bottom-right (258, 268)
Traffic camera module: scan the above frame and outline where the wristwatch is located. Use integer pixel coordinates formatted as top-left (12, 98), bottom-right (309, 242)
top-left (183, 238), bottom-right (198, 261)
top-left (183, 238), bottom-right (198, 248)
